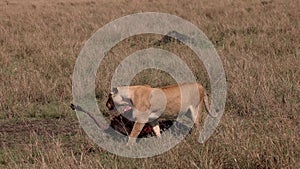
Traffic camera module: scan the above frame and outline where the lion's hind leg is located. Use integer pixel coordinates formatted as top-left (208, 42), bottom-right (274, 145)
top-left (189, 103), bottom-right (203, 132)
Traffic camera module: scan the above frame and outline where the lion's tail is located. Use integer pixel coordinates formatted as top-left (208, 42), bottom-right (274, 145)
top-left (203, 92), bottom-right (218, 118)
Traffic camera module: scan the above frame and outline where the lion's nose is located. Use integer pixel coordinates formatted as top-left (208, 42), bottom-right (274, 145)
top-left (106, 102), bottom-right (111, 109)
top-left (106, 102), bottom-right (115, 110)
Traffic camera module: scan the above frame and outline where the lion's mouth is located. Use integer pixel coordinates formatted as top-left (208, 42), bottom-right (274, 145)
top-left (123, 106), bottom-right (132, 113)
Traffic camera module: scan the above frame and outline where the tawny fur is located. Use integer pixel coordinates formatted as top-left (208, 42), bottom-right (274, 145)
top-left (107, 83), bottom-right (214, 145)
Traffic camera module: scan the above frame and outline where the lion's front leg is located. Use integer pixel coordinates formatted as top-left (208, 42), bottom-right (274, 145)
top-left (152, 125), bottom-right (161, 137)
top-left (127, 122), bottom-right (145, 146)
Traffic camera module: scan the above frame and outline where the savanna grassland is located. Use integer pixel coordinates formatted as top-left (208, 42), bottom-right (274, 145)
top-left (0, 0), bottom-right (299, 168)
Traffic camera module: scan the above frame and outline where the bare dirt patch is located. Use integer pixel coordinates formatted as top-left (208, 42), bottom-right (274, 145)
top-left (0, 118), bottom-right (79, 147)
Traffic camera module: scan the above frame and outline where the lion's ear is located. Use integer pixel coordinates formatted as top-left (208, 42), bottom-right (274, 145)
top-left (112, 87), bottom-right (118, 94)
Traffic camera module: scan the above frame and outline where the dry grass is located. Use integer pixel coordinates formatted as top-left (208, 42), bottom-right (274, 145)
top-left (0, 0), bottom-right (299, 168)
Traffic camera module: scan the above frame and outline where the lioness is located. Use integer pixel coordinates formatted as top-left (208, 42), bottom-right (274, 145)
top-left (106, 83), bottom-right (216, 145)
